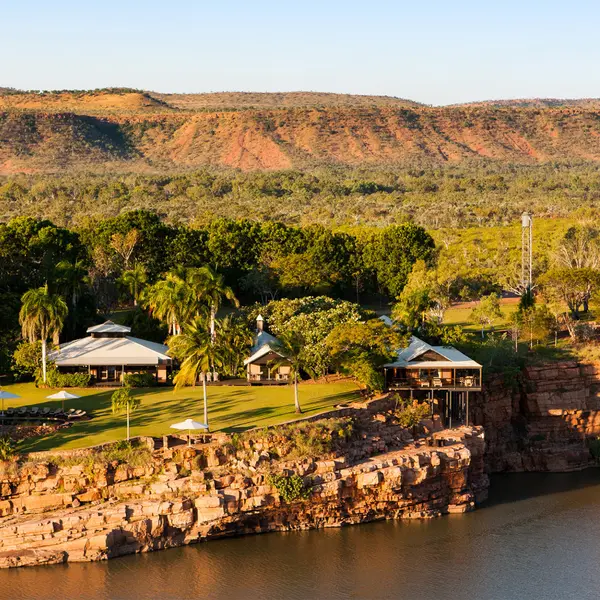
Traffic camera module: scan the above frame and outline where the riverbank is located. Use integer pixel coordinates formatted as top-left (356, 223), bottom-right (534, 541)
top-left (3, 470), bottom-right (600, 600)
top-left (0, 397), bottom-right (488, 569)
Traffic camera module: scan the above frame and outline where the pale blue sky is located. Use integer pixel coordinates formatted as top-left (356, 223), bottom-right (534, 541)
top-left (1, 0), bottom-right (599, 105)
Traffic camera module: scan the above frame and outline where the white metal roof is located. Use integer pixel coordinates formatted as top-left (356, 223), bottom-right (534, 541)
top-left (49, 335), bottom-right (171, 367)
top-left (243, 344), bottom-right (286, 366)
top-left (244, 328), bottom-right (289, 365)
top-left (249, 330), bottom-right (280, 353)
top-left (86, 321), bottom-right (131, 334)
top-left (384, 336), bottom-right (481, 369)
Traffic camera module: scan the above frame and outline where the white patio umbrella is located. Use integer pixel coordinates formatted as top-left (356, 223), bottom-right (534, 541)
top-left (170, 419), bottom-right (209, 446)
top-left (0, 391), bottom-right (20, 416)
top-left (46, 390), bottom-right (80, 412)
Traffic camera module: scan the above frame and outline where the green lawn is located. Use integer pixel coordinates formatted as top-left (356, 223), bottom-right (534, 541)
top-left (443, 302), bottom-right (519, 332)
top-left (2, 381), bottom-right (360, 453)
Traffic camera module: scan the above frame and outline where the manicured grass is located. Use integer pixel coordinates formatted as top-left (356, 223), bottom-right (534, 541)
top-left (3, 381), bottom-right (360, 453)
top-left (443, 302), bottom-right (519, 332)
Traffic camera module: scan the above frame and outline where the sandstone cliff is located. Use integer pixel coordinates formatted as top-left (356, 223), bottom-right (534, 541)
top-left (0, 397), bottom-right (487, 569)
top-left (475, 361), bottom-right (600, 472)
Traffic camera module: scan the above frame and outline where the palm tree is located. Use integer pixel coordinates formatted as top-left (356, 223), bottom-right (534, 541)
top-left (120, 264), bottom-right (147, 306)
top-left (188, 267), bottom-right (239, 341)
top-left (19, 286), bottom-right (68, 383)
top-left (167, 317), bottom-right (222, 427)
top-left (54, 259), bottom-right (89, 310)
top-left (217, 315), bottom-right (254, 377)
top-left (111, 387), bottom-right (141, 440)
top-left (142, 272), bottom-right (191, 335)
top-left (273, 331), bottom-right (313, 414)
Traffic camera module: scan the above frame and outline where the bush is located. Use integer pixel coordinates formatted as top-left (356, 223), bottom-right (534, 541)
top-left (0, 437), bottom-right (16, 462)
top-left (589, 437), bottom-right (600, 460)
top-left (45, 367), bottom-right (91, 388)
top-left (123, 372), bottom-right (156, 387)
top-left (395, 398), bottom-right (430, 429)
top-left (268, 473), bottom-right (311, 503)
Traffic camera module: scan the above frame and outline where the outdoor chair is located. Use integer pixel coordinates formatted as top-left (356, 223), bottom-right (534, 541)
top-left (464, 377), bottom-right (474, 387)
top-left (213, 372), bottom-right (219, 381)
top-left (18, 407), bottom-right (28, 415)
top-left (30, 407), bottom-right (39, 415)
top-left (42, 408), bottom-right (51, 415)
top-left (419, 379), bottom-right (430, 388)
top-left (433, 377), bottom-right (443, 387)
top-left (206, 372), bottom-right (213, 383)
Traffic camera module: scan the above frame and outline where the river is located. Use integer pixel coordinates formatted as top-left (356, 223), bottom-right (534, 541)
top-left (3, 471), bottom-right (600, 600)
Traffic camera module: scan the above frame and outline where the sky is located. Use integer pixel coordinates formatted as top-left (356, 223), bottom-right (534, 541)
top-left (2, 0), bottom-right (600, 105)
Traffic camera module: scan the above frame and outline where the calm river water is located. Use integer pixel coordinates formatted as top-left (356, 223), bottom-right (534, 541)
top-left (3, 471), bottom-right (600, 600)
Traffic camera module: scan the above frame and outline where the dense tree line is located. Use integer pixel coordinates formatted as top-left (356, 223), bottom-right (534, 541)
top-left (2, 162), bottom-right (600, 229)
top-left (0, 211), bottom-right (434, 377)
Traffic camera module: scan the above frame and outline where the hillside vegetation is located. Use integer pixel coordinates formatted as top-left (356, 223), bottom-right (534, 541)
top-left (2, 90), bottom-right (600, 174)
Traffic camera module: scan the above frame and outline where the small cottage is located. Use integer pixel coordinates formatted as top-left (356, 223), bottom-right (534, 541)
top-left (243, 316), bottom-right (292, 384)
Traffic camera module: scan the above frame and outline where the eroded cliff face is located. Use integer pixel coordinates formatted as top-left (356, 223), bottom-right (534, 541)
top-left (0, 398), bottom-right (487, 569)
top-left (476, 361), bottom-right (600, 472)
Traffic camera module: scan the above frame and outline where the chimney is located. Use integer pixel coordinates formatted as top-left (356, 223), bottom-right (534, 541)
top-left (256, 315), bottom-right (264, 333)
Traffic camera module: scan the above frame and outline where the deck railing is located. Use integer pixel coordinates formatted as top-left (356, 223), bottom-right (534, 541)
top-left (387, 376), bottom-right (481, 389)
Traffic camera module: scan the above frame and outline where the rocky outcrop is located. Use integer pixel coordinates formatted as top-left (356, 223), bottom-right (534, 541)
top-left (475, 361), bottom-right (600, 472)
top-left (0, 426), bottom-right (486, 568)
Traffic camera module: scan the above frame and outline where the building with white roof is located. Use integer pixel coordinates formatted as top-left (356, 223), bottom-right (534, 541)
top-left (384, 335), bottom-right (482, 391)
top-left (383, 334), bottom-right (482, 427)
top-left (48, 321), bottom-right (172, 385)
top-left (243, 316), bottom-right (291, 384)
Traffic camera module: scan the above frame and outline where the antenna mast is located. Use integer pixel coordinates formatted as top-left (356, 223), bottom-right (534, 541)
top-left (521, 212), bottom-right (533, 291)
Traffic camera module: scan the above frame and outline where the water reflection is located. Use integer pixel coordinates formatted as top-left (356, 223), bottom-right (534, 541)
top-left (3, 471), bottom-right (600, 600)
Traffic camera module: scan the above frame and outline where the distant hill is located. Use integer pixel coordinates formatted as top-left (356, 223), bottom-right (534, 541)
top-left (149, 91), bottom-right (424, 111)
top-left (2, 89), bottom-right (600, 173)
top-left (453, 98), bottom-right (600, 109)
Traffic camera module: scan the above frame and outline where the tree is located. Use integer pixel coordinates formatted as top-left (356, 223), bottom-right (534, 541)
top-left (363, 224), bottom-right (436, 299)
top-left (143, 271), bottom-right (191, 335)
top-left (554, 225), bottom-right (600, 270)
top-left (119, 264), bottom-right (147, 306)
top-left (19, 286), bottom-right (68, 383)
top-left (273, 331), bottom-right (314, 414)
top-left (470, 293), bottom-right (502, 338)
top-left (167, 317), bottom-right (222, 427)
top-left (392, 261), bottom-right (451, 329)
top-left (110, 229), bottom-right (140, 271)
top-left (187, 267), bottom-right (239, 341)
top-left (111, 387), bottom-right (140, 440)
top-left (326, 320), bottom-right (407, 391)
top-left (540, 268), bottom-right (600, 318)
top-left (217, 315), bottom-right (253, 377)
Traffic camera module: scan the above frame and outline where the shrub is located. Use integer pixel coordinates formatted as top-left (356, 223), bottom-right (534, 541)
top-left (123, 372), bottom-right (156, 387)
top-left (0, 437), bottom-right (16, 462)
top-left (395, 398), bottom-right (430, 429)
top-left (268, 473), bottom-right (310, 503)
top-left (589, 437), bottom-right (600, 460)
top-left (44, 367), bottom-right (91, 388)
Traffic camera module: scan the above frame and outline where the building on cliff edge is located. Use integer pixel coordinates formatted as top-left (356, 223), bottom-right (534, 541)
top-left (383, 335), bottom-right (482, 426)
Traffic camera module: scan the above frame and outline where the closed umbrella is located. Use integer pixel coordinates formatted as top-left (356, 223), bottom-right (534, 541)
top-left (0, 391), bottom-right (20, 416)
top-left (46, 390), bottom-right (80, 412)
top-left (170, 418), bottom-right (209, 446)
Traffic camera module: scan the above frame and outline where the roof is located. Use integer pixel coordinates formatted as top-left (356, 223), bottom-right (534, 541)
top-left (244, 329), bottom-right (287, 365)
top-left (49, 335), bottom-right (171, 367)
top-left (86, 321), bottom-right (131, 334)
top-left (249, 330), bottom-right (280, 353)
top-left (243, 344), bottom-right (287, 366)
top-left (384, 336), bottom-right (481, 369)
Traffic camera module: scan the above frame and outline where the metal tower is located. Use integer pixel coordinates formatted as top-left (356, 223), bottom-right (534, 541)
top-left (521, 212), bottom-right (533, 291)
